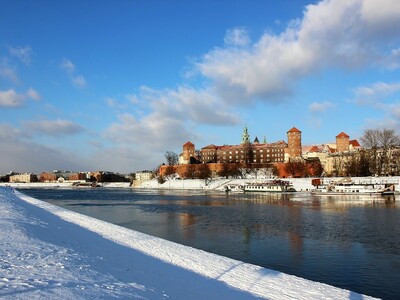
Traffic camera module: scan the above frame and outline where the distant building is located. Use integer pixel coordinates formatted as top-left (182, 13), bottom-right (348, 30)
top-left (324, 132), bottom-right (362, 176)
top-left (39, 171), bottom-right (87, 182)
top-left (39, 172), bottom-right (57, 182)
top-left (135, 170), bottom-right (153, 181)
top-left (10, 173), bottom-right (38, 183)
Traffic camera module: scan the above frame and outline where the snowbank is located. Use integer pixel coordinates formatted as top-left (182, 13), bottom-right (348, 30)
top-left (0, 187), bottom-right (378, 299)
top-left (138, 176), bottom-right (400, 193)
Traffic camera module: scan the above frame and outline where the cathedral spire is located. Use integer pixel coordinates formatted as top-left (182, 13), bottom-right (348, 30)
top-left (241, 126), bottom-right (250, 144)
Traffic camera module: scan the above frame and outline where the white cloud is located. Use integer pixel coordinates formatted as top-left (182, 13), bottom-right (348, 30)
top-left (0, 123), bottom-right (89, 173)
top-left (9, 46), bottom-right (32, 65)
top-left (72, 75), bottom-right (87, 89)
top-left (224, 27), bottom-right (250, 47)
top-left (125, 94), bottom-right (140, 104)
top-left (196, 0), bottom-right (400, 104)
top-left (60, 58), bottom-right (75, 73)
top-left (0, 59), bottom-right (19, 84)
top-left (353, 81), bottom-right (400, 105)
top-left (0, 88), bottom-right (41, 108)
top-left (384, 48), bottom-right (400, 70)
top-left (23, 119), bottom-right (85, 137)
top-left (352, 81), bottom-right (400, 133)
top-left (26, 88), bottom-right (41, 100)
top-left (105, 97), bottom-right (127, 110)
top-left (138, 85), bottom-right (239, 126)
top-left (0, 89), bottom-right (23, 107)
top-left (102, 86), bottom-right (240, 167)
top-left (104, 113), bottom-right (189, 149)
top-left (105, 97), bottom-right (117, 107)
top-left (60, 58), bottom-right (86, 89)
top-left (309, 101), bottom-right (335, 113)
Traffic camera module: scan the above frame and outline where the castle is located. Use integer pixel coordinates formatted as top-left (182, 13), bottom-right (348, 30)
top-left (176, 127), bottom-right (362, 177)
top-left (179, 127), bottom-right (303, 165)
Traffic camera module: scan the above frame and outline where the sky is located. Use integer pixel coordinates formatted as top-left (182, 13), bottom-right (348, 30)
top-left (1, 0), bottom-right (400, 174)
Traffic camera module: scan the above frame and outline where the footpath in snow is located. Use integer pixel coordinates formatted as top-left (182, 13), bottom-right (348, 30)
top-left (0, 187), bottom-right (378, 299)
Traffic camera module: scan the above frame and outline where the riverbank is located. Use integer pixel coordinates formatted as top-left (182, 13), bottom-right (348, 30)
top-left (0, 186), bottom-right (378, 299)
top-left (2, 176), bottom-right (399, 193)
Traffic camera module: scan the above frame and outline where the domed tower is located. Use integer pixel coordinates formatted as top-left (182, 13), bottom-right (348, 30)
top-left (285, 127), bottom-right (302, 161)
top-left (241, 126), bottom-right (250, 144)
top-left (336, 132), bottom-right (350, 152)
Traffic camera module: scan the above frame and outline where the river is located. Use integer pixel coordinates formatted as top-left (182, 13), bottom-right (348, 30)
top-left (20, 188), bottom-right (400, 299)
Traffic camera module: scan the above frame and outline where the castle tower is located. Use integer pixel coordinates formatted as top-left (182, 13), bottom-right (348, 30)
top-left (182, 141), bottom-right (195, 164)
top-left (285, 127), bottom-right (302, 161)
top-left (241, 126), bottom-right (250, 144)
top-left (336, 132), bottom-right (350, 152)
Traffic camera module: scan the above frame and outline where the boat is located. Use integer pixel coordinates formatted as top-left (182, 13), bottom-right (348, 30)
top-left (224, 184), bottom-right (244, 193)
top-left (242, 180), bottom-right (296, 193)
top-left (310, 178), bottom-right (398, 196)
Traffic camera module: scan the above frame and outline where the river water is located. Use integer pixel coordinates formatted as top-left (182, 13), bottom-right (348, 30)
top-left (20, 188), bottom-right (400, 299)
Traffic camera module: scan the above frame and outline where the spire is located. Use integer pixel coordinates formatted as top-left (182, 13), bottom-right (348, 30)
top-left (263, 136), bottom-right (267, 144)
top-left (241, 126), bottom-right (250, 144)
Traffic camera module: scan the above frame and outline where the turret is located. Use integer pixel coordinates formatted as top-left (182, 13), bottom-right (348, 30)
top-left (285, 127), bottom-right (302, 161)
top-left (336, 132), bottom-right (350, 152)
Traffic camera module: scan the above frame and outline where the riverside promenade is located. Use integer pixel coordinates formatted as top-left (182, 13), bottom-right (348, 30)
top-left (0, 187), bottom-right (377, 299)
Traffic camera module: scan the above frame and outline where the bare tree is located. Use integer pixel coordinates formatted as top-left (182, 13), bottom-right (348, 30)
top-left (361, 128), bottom-right (400, 175)
top-left (378, 129), bottom-right (400, 175)
top-left (360, 129), bottom-right (380, 149)
top-left (165, 151), bottom-right (179, 166)
top-left (361, 129), bottom-right (380, 175)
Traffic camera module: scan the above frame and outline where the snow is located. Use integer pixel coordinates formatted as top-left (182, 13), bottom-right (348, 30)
top-left (0, 186), bottom-right (378, 299)
top-left (139, 176), bottom-right (400, 193)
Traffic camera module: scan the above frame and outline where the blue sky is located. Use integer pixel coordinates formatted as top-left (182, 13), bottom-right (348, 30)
top-left (1, 0), bottom-right (400, 174)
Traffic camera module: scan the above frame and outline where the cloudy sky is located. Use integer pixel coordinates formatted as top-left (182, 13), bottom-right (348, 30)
top-left (1, 0), bottom-right (400, 174)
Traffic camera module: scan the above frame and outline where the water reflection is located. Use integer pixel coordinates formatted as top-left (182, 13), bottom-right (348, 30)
top-left (20, 188), bottom-right (400, 299)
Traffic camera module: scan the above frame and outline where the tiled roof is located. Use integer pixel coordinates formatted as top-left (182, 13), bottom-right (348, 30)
top-left (349, 139), bottom-right (361, 147)
top-left (326, 145), bottom-right (336, 153)
top-left (308, 145), bottom-right (320, 153)
top-left (287, 127), bottom-right (301, 133)
top-left (202, 144), bottom-right (218, 149)
top-left (183, 141), bottom-right (194, 147)
top-left (336, 132), bottom-right (349, 138)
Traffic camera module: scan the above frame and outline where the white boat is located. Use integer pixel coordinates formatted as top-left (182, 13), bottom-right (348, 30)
top-left (224, 184), bottom-right (244, 193)
top-left (311, 178), bottom-right (398, 196)
top-left (242, 180), bottom-right (296, 193)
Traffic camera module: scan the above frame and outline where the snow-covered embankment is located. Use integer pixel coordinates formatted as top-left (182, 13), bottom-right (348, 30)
top-left (0, 187), bottom-right (377, 299)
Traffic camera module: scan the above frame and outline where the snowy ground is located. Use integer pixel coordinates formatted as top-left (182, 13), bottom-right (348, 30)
top-left (138, 176), bottom-right (400, 193)
top-left (0, 187), bottom-right (378, 299)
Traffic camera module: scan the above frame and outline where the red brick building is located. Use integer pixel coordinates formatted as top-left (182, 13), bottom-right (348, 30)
top-left (198, 127), bottom-right (287, 164)
top-left (285, 127), bottom-right (302, 161)
top-left (336, 131), bottom-right (350, 152)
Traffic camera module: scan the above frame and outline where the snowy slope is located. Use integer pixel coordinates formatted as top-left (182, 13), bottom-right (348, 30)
top-left (0, 187), bottom-right (378, 299)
